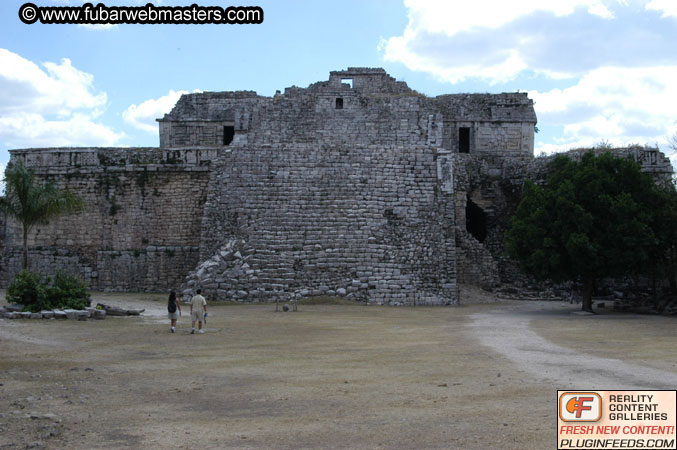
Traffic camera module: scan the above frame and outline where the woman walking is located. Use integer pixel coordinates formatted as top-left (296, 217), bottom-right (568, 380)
top-left (168, 290), bottom-right (182, 333)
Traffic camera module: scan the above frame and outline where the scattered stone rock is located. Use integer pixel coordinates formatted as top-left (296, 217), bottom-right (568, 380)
top-left (29, 413), bottom-right (58, 421)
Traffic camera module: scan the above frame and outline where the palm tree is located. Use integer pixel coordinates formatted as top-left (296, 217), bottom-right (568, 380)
top-left (0, 161), bottom-right (84, 270)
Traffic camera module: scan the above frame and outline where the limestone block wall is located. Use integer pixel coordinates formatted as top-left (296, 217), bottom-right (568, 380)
top-left (452, 154), bottom-right (524, 286)
top-left (195, 143), bottom-right (457, 305)
top-left (437, 93), bottom-right (536, 157)
top-left (158, 93), bottom-right (266, 148)
top-left (161, 120), bottom-right (233, 147)
top-left (325, 68), bottom-right (414, 95)
top-left (246, 95), bottom-right (442, 149)
top-left (161, 90), bottom-right (442, 150)
top-left (475, 123), bottom-right (534, 156)
top-left (1, 148), bottom-right (212, 291)
top-left (455, 229), bottom-right (500, 289)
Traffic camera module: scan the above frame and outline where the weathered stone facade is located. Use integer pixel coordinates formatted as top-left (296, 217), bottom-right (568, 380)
top-left (3, 68), bottom-right (671, 304)
top-left (1, 148), bottom-right (214, 291)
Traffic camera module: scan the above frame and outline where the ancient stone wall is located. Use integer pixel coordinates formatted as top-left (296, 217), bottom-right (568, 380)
top-left (1, 148), bottom-right (213, 291)
top-left (8, 67), bottom-right (670, 304)
top-left (2, 69), bottom-right (543, 303)
top-left (160, 71), bottom-right (535, 158)
top-left (437, 93), bottom-right (536, 157)
top-left (192, 143), bottom-right (456, 305)
top-left (161, 69), bottom-right (460, 304)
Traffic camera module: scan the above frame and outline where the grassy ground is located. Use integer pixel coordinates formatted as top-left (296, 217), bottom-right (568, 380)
top-left (0, 290), bottom-right (675, 449)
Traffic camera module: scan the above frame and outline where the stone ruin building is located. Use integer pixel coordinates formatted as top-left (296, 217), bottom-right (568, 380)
top-left (1, 68), bottom-right (673, 304)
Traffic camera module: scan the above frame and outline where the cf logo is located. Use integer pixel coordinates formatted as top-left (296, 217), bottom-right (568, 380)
top-left (559, 392), bottom-right (602, 422)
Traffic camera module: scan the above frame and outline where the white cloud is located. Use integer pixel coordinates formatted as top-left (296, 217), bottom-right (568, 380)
top-left (399, 0), bottom-right (613, 36)
top-left (646, 0), bottom-right (677, 18)
top-left (123, 89), bottom-right (201, 133)
top-left (381, 0), bottom-right (674, 84)
top-left (0, 49), bottom-right (107, 116)
top-left (381, 2), bottom-right (529, 82)
top-left (0, 49), bottom-right (124, 149)
top-left (0, 112), bottom-right (125, 149)
top-left (530, 65), bottom-right (677, 155)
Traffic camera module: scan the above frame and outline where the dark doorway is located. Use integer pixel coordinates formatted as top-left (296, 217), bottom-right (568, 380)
top-left (466, 196), bottom-right (487, 242)
top-left (336, 98), bottom-right (343, 109)
top-left (459, 127), bottom-right (470, 153)
top-left (223, 126), bottom-right (234, 146)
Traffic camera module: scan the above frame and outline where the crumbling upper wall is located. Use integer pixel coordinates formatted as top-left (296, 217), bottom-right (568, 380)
top-left (436, 93), bottom-right (536, 157)
top-left (160, 91), bottom-right (443, 149)
top-left (323, 67), bottom-right (414, 95)
top-left (435, 93), bottom-right (536, 123)
top-left (158, 68), bottom-right (536, 158)
top-left (158, 92), bottom-right (265, 148)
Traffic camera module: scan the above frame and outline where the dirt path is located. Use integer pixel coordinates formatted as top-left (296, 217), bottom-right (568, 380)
top-left (1, 291), bottom-right (675, 449)
top-left (468, 302), bottom-right (677, 390)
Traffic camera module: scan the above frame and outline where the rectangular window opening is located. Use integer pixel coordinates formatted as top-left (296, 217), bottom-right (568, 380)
top-left (335, 98), bottom-right (343, 109)
top-left (223, 125), bottom-right (234, 146)
top-left (341, 78), bottom-right (353, 88)
top-left (459, 127), bottom-right (470, 153)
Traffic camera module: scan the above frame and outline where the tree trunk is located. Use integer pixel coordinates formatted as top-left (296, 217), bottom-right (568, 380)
top-left (22, 226), bottom-right (28, 270)
top-left (651, 271), bottom-right (658, 306)
top-left (669, 247), bottom-right (677, 295)
top-left (581, 276), bottom-right (594, 313)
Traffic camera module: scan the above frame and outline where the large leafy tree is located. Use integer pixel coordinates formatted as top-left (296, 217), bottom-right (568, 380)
top-left (651, 184), bottom-right (677, 295)
top-left (505, 152), bottom-right (663, 312)
top-left (0, 161), bottom-right (84, 270)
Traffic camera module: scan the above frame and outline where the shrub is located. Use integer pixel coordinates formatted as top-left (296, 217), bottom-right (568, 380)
top-left (6, 270), bottom-right (47, 312)
top-left (44, 272), bottom-right (90, 310)
top-left (6, 270), bottom-right (90, 312)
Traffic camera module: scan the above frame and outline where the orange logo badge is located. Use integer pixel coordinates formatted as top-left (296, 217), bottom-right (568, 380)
top-left (559, 392), bottom-right (602, 422)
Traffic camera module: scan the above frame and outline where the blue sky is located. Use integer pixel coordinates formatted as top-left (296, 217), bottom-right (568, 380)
top-left (1, 0), bottom-right (676, 175)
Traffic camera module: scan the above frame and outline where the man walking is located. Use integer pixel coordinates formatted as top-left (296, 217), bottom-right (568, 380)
top-left (190, 289), bottom-right (207, 334)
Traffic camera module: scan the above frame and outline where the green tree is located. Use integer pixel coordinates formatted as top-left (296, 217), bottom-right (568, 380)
top-left (0, 161), bottom-right (84, 270)
top-left (505, 152), bottom-right (662, 312)
top-left (651, 184), bottom-right (677, 295)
